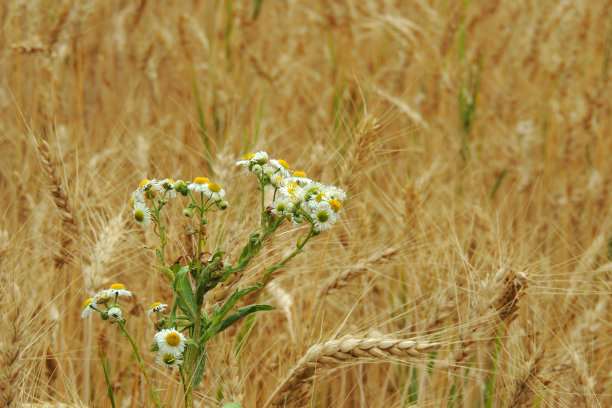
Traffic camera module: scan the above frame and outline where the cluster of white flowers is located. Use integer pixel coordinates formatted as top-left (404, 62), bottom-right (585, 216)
top-left (236, 151), bottom-right (346, 231)
top-left (81, 283), bottom-right (132, 320)
top-left (130, 177), bottom-right (228, 227)
top-left (131, 178), bottom-right (178, 227)
top-left (187, 177), bottom-right (226, 201)
top-left (154, 328), bottom-right (186, 370)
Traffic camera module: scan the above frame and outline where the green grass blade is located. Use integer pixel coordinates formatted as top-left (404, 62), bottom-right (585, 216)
top-left (252, 0), bottom-right (264, 19)
top-left (99, 347), bottom-right (116, 408)
top-left (490, 169), bottom-right (507, 198)
top-left (483, 325), bottom-right (504, 408)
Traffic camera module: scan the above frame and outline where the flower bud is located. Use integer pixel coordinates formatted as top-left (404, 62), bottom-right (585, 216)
top-left (183, 208), bottom-right (194, 218)
top-left (174, 180), bottom-right (189, 196)
top-left (252, 164), bottom-right (263, 174)
top-left (218, 200), bottom-right (229, 210)
top-left (312, 228), bottom-right (321, 236)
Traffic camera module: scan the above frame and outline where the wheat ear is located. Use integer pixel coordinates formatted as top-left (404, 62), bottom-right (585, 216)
top-left (35, 139), bottom-right (78, 267)
top-left (443, 270), bottom-right (528, 369)
top-left (264, 337), bottom-right (439, 407)
top-left (316, 244), bottom-right (401, 300)
top-left (0, 283), bottom-right (25, 407)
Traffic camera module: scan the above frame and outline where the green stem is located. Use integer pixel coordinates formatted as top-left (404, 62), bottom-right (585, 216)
top-left (117, 322), bottom-right (161, 408)
top-left (262, 225), bottom-right (315, 282)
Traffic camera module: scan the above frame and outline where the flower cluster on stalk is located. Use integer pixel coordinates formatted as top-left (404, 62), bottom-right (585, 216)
top-left (235, 151), bottom-right (345, 231)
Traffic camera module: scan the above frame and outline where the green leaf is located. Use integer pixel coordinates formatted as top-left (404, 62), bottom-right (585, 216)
top-left (223, 403), bottom-right (242, 408)
top-left (173, 266), bottom-right (196, 318)
top-left (218, 304), bottom-right (274, 333)
top-left (192, 349), bottom-right (207, 390)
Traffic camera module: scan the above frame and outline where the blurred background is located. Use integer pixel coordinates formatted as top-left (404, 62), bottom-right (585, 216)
top-left (1, 1), bottom-right (611, 407)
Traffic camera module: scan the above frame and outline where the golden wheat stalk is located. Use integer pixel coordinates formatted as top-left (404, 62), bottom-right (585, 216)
top-left (264, 336), bottom-right (440, 407)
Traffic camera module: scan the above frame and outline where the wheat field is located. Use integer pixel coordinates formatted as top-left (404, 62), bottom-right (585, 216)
top-left (1, 0), bottom-right (611, 407)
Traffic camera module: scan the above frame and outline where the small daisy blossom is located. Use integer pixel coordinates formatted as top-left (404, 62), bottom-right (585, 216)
top-left (326, 185), bottom-right (347, 202)
top-left (156, 352), bottom-right (183, 370)
top-left (155, 179), bottom-right (176, 199)
top-left (286, 171), bottom-right (312, 185)
top-left (271, 175), bottom-right (286, 188)
top-left (235, 153), bottom-right (255, 173)
top-left (154, 328), bottom-right (186, 356)
top-left (148, 302), bottom-right (168, 316)
top-left (253, 151), bottom-right (268, 164)
top-left (311, 201), bottom-right (338, 231)
top-left (279, 184), bottom-right (305, 205)
top-left (328, 198), bottom-right (342, 213)
top-left (108, 283), bottom-right (132, 298)
top-left (188, 177), bottom-right (210, 193)
top-left (271, 198), bottom-right (293, 217)
top-left (81, 298), bottom-right (95, 318)
top-left (133, 201), bottom-right (152, 227)
top-left (268, 159), bottom-right (291, 178)
top-left (107, 306), bottom-right (123, 322)
top-left (203, 182), bottom-right (225, 201)
top-left (92, 289), bottom-right (112, 304)
top-left (139, 178), bottom-right (154, 190)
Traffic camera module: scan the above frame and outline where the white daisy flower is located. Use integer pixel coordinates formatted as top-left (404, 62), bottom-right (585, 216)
top-left (92, 289), bottom-right (112, 304)
top-left (326, 185), bottom-right (347, 202)
top-left (148, 302), bottom-right (168, 316)
top-left (156, 352), bottom-right (183, 370)
top-left (271, 199), bottom-right (293, 217)
top-left (133, 201), bottom-right (152, 227)
top-left (302, 182), bottom-right (327, 206)
top-left (253, 151), bottom-right (268, 164)
top-left (203, 182), bottom-right (225, 201)
top-left (235, 152), bottom-right (255, 167)
top-left (279, 183), bottom-right (305, 205)
top-left (311, 202), bottom-right (338, 231)
top-left (138, 178), bottom-right (154, 190)
top-left (107, 306), bottom-right (123, 322)
top-left (188, 177), bottom-right (210, 193)
top-left (81, 298), bottom-right (95, 318)
top-left (328, 198), bottom-right (342, 213)
top-left (154, 328), bottom-right (186, 356)
top-left (108, 283), bottom-right (132, 298)
top-left (268, 159), bottom-right (291, 178)
top-left (155, 179), bottom-right (176, 199)
top-left (286, 171), bottom-right (312, 185)
top-left (271, 175), bottom-right (286, 188)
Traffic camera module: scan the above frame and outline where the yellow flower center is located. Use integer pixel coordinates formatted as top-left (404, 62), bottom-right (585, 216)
top-left (110, 283), bottom-right (125, 290)
top-left (277, 203), bottom-right (286, 212)
top-left (83, 298), bottom-right (92, 309)
top-left (315, 193), bottom-right (327, 202)
top-left (166, 332), bottom-right (181, 347)
top-left (162, 354), bottom-right (176, 364)
top-left (167, 178), bottom-right (175, 184)
top-left (134, 209), bottom-right (144, 222)
top-left (317, 210), bottom-right (329, 223)
top-left (150, 302), bottom-right (162, 310)
top-left (329, 199), bottom-right (341, 212)
top-left (194, 177), bottom-right (209, 184)
top-left (139, 179), bottom-right (150, 188)
top-left (293, 171), bottom-right (306, 178)
top-left (242, 153), bottom-right (255, 161)
top-left (208, 183), bottom-right (221, 193)
top-left (278, 159), bottom-right (290, 169)
top-left (288, 182), bottom-right (298, 189)
top-left (130, 196), bottom-right (134, 207)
